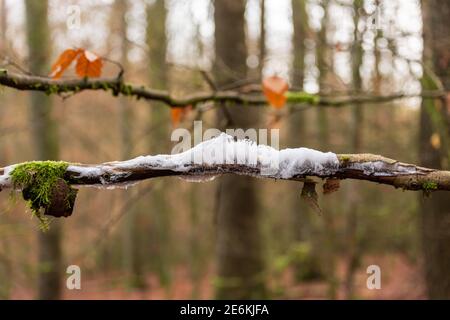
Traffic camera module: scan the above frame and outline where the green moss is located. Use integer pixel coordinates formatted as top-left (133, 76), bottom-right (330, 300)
top-left (121, 84), bottom-right (133, 96)
top-left (0, 69), bottom-right (7, 76)
top-left (45, 84), bottom-right (59, 95)
top-left (286, 91), bottom-right (320, 105)
top-left (422, 181), bottom-right (438, 191)
top-left (10, 161), bottom-right (69, 230)
top-left (338, 154), bottom-right (351, 163)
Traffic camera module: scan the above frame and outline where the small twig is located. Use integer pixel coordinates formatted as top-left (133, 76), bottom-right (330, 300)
top-left (200, 70), bottom-right (218, 91)
top-left (0, 55), bottom-right (32, 76)
top-left (102, 56), bottom-right (124, 80)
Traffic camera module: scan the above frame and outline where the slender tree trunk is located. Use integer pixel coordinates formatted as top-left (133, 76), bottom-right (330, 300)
top-left (146, 0), bottom-right (173, 296)
top-left (0, 0), bottom-right (7, 164)
top-left (259, 0), bottom-right (265, 76)
top-left (317, 2), bottom-right (329, 144)
top-left (290, 0), bottom-right (321, 283)
top-left (25, 1), bottom-right (62, 300)
top-left (188, 4), bottom-right (211, 298)
top-left (343, 0), bottom-right (364, 299)
top-left (114, 0), bottom-right (145, 290)
top-left (316, 2), bottom-right (337, 299)
top-left (214, 0), bottom-right (266, 299)
top-left (291, 0), bottom-right (306, 88)
top-left (372, 0), bottom-right (382, 94)
top-left (0, 0), bottom-right (6, 53)
top-left (189, 184), bottom-right (202, 299)
top-left (0, 1), bottom-right (12, 299)
top-left (420, 0), bottom-right (450, 299)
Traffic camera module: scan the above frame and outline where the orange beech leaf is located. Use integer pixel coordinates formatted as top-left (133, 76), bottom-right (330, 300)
top-left (170, 105), bottom-right (192, 127)
top-left (262, 75), bottom-right (289, 109)
top-left (50, 48), bottom-right (82, 79)
top-left (75, 50), bottom-right (103, 78)
top-left (171, 107), bottom-right (184, 127)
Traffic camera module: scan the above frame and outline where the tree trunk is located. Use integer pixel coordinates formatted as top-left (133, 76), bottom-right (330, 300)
top-left (343, 0), bottom-right (364, 299)
top-left (0, 1), bottom-right (10, 292)
top-left (0, 0), bottom-right (7, 165)
top-left (290, 0), bottom-right (322, 283)
top-left (291, 0), bottom-right (306, 88)
top-left (146, 0), bottom-right (173, 296)
top-left (315, 1), bottom-right (338, 299)
top-left (317, 2), bottom-right (329, 145)
top-left (420, 0), bottom-right (450, 299)
top-left (113, 0), bottom-right (146, 290)
top-left (25, 0), bottom-right (62, 300)
top-left (214, 0), bottom-right (266, 299)
top-left (259, 0), bottom-right (265, 76)
top-left (0, 0), bottom-right (6, 55)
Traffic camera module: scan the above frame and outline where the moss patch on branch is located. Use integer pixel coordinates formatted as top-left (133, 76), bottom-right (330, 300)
top-left (422, 181), bottom-right (438, 191)
top-left (286, 92), bottom-right (320, 105)
top-left (422, 181), bottom-right (438, 197)
top-left (10, 161), bottom-right (77, 230)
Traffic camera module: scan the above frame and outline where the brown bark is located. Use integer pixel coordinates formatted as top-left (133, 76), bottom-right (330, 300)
top-left (344, 0), bottom-right (364, 299)
top-left (2, 152), bottom-right (450, 191)
top-left (25, 0), bottom-right (62, 299)
top-left (147, 0), bottom-right (173, 296)
top-left (290, 0), bottom-right (322, 283)
top-left (214, 0), bottom-right (267, 299)
top-left (420, 0), bottom-right (450, 299)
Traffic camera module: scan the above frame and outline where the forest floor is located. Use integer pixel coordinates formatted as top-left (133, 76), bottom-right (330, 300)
top-left (9, 253), bottom-right (425, 299)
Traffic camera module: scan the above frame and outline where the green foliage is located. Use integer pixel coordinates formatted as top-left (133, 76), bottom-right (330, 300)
top-left (10, 161), bottom-right (69, 230)
top-left (45, 84), bottom-right (60, 95)
top-left (121, 83), bottom-right (133, 96)
top-left (422, 181), bottom-right (438, 198)
top-left (285, 91), bottom-right (320, 105)
top-left (338, 154), bottom-right (351, 162)
top-left (422, 181), bottom-right (438, 191)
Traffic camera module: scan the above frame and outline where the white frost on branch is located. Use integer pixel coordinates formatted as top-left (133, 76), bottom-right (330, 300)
top-left (2, 133), bottom-right (450, 192)
top-left (0, 133), bottom-right (340, 189)
top-left (107, 133), bottom-right (338, 179)
top-left (0, 165), bottom-right (15, 188)
top-left (347, 160), bottom-right (419, 176)
top-left (70, 133), bottom-right (339, 182)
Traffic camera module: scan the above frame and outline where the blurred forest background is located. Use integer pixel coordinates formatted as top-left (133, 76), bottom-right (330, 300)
top-left (0, 0), bottom-right (449, 299)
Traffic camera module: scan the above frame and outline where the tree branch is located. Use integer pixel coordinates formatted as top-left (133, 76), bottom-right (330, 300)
top-left (0, 69), bottom-right (446, 108)
top-left (1, 135), bottom-right (449, 192)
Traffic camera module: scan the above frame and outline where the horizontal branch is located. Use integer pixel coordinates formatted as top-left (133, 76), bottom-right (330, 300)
top-left (1, 134), bottom-right (449, 192)
top-left (0, 69), bottom-right (446, 108)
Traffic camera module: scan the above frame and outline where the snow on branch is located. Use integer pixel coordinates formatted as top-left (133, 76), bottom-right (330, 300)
top-left (0, 69), bottom-right (446, 108)
top-left (1, 133), bottom-right (449, 193)
top-left (0, 133), bottom-right (449, 220)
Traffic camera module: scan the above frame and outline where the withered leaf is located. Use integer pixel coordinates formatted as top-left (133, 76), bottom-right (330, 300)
top-left (323, 178), bottom-right (340, 195)
top-left (301, 181), bottom-right (322, 215)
